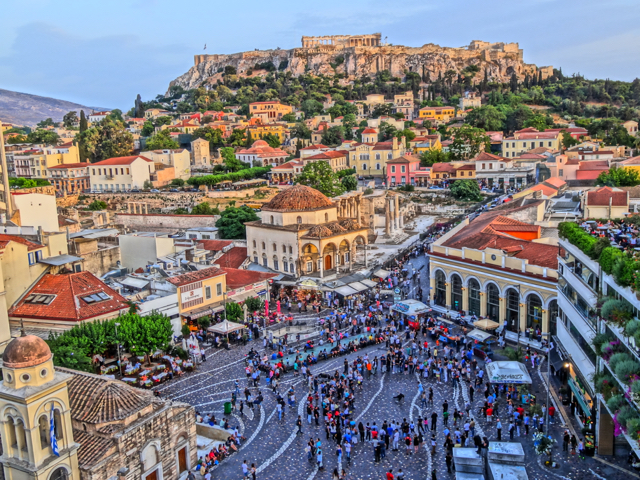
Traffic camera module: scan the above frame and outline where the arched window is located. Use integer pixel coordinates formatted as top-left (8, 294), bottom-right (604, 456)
top-left (506, 288), bottom-right (520, 332)
top-left (252, 240), bottom-right (256, 248)
top-left (253, 252), bottom-right (258, 263)
top-left (6, 417), bottom-right (16, 454)
top-left (527, 293), bottom-right (542, 329)
top-left (548, 299), bottom-right (558, 336)
top-left (282, 245), bottom-right (287, 253)
top-left (468, 279), bottom-right (481, 316)
top-left (289, 258), bottom-right (295, 274)
top-left (375, 153), bottom-right (381, 160)
top-left (289, 246), bottom-right (293, 254)
top-left (434, 270), bottom-right (446, 307)
top-left (362, 163), bottom-right (367, 171)
top-left (261, 242), bottom-right (265, 250)
top-left (387, 153), bottom-right (392, 159)
top-left (142, 443), bottom-right (160, 472)
top-left (270, 215), bottom-right (274, 224)
top-left (272, 243), bottom-right (276, 251)
top-left (262, 254), bottom-right (268, 267)
top-left (273, 256), bottom-right (279, 270)
top-left (486, 283), bottom-right (499, 321)
top-left (15, 418), bottom-right (27, 453)
top-left (283, 259), bottom-right (288, 272)
top-left (376, 163), bottom-right (380, 170)
top-left (325, 213), bottom-right (329, 222)
top-left (38, 415), bottom-right (49, 449)
top-left (49, 468), bottom-right (69, 480)
top-left (297, 216), bottom-right (302, 224)
top-left (451, 274), bottom-right (463, 312)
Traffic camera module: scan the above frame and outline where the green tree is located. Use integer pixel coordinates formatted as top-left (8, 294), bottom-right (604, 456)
top-left (7, 135), bottom-right (28, 144)
top-left (118, 312), bottom-right (173, 359)
top-left (295, 161), bottom-right (345, 197)
top-left (378, 122), bottom-right (398, 141)
top-left (108, 109), bottom-right (124, 122)
top-left (244, 296), bottom-right (264, 313)
top-left (155, 116), bottom-right (173, 127)
top-left (561, 131), bottom-right (579, 150)
top-left (465, 105), bottom-right (505, 131)
top-left (171, 178), bottom-right (185, 187)
top-left (596, 165), bottom-right (640, 187)
top-left (281, 113), bottom-right (297, 122)
top-left (523, 113), bottom-right (549, 132)
top-left (78, 110), bottom-right (89, 161)
top-left (291, 122), bottom-right (312, 140)
top-left (134, 94), bottom-right (145, 118)
top-left (341, 175), bottom-right (358, 192)
top-left (262, 133), bottom-right (281, 148)
top-left (88, 199), bottom-right (108, 211)
top-left (450, 179), bottom-right (483, 201)
top-left (215, 206), bottom-right (259, 239)
top-left (46, 335), bottom-right (93, 372)
top-left (27, 129), bottom-right (60, 146)
top-left (141, 121), bottom-right (155, 137)
top-left (37, 118), bottom-right (55, 128)
top-left (77, 117), bottom-right (134, 162)
top-left (63, 111), bottom-right (78, 129)
top-left (320, 126), bottom-right (345, 147)
top-left (191, 202), bottom-right (220, 215)
top-left (145, 130), bottom-right (179, 150)
top-left (419, 149), bottom-right (451, 167)
top-left (192, 127), bottom-right (225, 152)
top-left (225, 302), bottom-right (243, 322)
top-left (449, 125), bottom-right (490, 160)
top-left (220, 147), bottom-right (248, 172)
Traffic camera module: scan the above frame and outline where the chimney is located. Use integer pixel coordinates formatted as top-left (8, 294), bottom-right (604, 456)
top-left (392, 137), bottom-right (398, 151)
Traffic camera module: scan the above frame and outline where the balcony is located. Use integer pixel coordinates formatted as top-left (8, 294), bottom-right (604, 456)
top-left (558, 263), bottom-right (598, 306)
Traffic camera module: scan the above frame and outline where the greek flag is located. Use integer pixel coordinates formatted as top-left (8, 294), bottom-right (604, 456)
top-left (50, 407), bottom-right (59, 456)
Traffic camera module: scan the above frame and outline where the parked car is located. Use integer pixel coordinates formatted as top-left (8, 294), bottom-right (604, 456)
top-left (169, 188), bottom-right (180, 192)
top-left (150, 189), bottom-right (160, 193)
top-left (131, 188), bottom-right (141, 193)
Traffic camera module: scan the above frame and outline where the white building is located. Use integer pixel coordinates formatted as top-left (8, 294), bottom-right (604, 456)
top-left (141, 148), bottom-right (192, 180)
top-left (88, 111), bottom-right (110, 123)
top-left (89, 155), bottom-right (155, 192)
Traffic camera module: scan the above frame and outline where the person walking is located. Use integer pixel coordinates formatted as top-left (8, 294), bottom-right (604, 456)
top-left (446, 452), bottom-right (453, 473)
top-left (562, 430), bottom-right (570, 453)
top-left (496, 420), bottom-right (502, 441)
top-left (296, 415), bottom-right (303, 435)
top-left (317, 447), bottom-right (324, 469)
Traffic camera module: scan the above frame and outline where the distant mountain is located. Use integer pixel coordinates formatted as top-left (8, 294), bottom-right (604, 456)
top-left (0, 88), bottom-right (109, 127)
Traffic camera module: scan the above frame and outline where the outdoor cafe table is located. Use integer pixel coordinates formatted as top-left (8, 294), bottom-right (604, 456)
top-left (124, 366), bottom-right (139, 375)
top-left (138, 369), bottom-right (151, 377)
top-left (121, 377), bottom-right (137, 384)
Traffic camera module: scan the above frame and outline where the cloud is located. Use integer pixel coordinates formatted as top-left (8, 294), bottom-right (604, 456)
top-left (0, 22), bottom-right (192, 108)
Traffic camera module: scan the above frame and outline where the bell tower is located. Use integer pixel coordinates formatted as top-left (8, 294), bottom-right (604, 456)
top-left (0, 330), bottom-right (80, 479)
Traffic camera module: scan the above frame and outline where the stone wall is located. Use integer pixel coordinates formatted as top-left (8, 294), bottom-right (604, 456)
top-left (74, 240), bottom-right (121, 277)
top-left (114, 213), bottom-right (220, 232)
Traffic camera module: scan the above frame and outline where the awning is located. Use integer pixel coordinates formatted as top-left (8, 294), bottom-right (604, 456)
top-left (485, 361), bottom-right (532, 384)
top-left (207, 320), bottom-right (246, 334)
top-left (183, 304), bottom-right (224, 320)
top-left (473, 319), bottom-right (501, 331)
top-left (373, 269), bottom-right (389, 279)
top-left (360, 279), bottom-right (377, 288)
top-left (466, 328), bottom-right (494, 343)
top-left (38, 254), bottom-right (83, 266)
top-left (334, 285), bottom-right (358, 296)
top-left (549, 348), bottom-right (566, 373)
top-left (568, 377), bottom-right (591, 415)
top-left (390, 299), bottom-right (429, 315)
top-left (229, 289), bottom-right (259, 304)
top-left (348, 281), bottom-right (369, 293)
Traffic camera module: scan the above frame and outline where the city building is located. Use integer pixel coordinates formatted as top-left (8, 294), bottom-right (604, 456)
top-left (418, 106), bottom-right (455, 123)
top-left (141, 148), bottom-right (191, 181)
top-left (343, 136), bottom-right (407, 178)
top-left (89, 155), bottom-right (155, 192)
top-left (245, 185), bottom-right (369, 278)
top-left (268, 160), bottom-right (304, 183)
top-left (583, 186), bottom-right (629, 219)
top-left (473, 151), bottom-right (535, 188)
top-left (501, 128), bottom-right (561, 158)
top-left (248, 101), bottom-right (293, 123)
top-left (393, 91), bottom-right (415, 120)
top-left (12, 143), bottom-right (81, 179)
top-left (410, 135), bottom-right (442, 155)
top-left (428, 202), bottom-right (559, 339)
top-left (191, 137), bottom-right (211, 166)
top-left (88, 111), bottom-right (110, 123)
top-left (0, 333), bottom-right (197, 480)
top-left (47, 163), bottom-right (90, 195)
top-left (8, 271), bottom-right (129, 329)
top-left (247, 123), bottom-right (288, 143)
top-left (303, 151), bottom-right (348, 172)
top-left (236, 139), bottom-right (289, 167)
top-left (459, 92), bottom-right (482, 110)
top-left (168, 266), bottom-right (227, 322)
top-left (386, 155), bottom-right (430, 187)
top-left (623, 120), bottom-right (639, 136)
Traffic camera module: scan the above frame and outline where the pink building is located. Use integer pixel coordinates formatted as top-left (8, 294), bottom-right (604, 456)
top-left (386, 155), bottom-right (430, 187)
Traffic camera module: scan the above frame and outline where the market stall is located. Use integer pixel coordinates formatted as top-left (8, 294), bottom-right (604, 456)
top-left (473, 318), bottom-right (501, 331)
top-left (390, 299), bottom-right (430, 329)
top-left (485, 361), bottom-right (533, 404)
top-left (466, 328), bottom-right (496, 359)
top-left (208, 320), bottom-right (246, 347)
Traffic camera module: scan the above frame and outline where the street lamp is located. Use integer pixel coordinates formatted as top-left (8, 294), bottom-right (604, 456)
top-left (542, 332), bottom-right (552, 435)
top-left (114, 322), bottom-right (121, 375)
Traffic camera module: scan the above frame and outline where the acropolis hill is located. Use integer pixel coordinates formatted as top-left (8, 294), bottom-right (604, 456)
top-left (170, 34), bottom-right (552, 90)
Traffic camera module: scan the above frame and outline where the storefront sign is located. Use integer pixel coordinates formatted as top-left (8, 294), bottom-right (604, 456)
top-left (180, 287), bottom-right (202, 304)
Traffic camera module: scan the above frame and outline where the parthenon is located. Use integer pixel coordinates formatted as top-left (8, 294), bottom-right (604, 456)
top-left (301, 33), bottom-right (382, 48)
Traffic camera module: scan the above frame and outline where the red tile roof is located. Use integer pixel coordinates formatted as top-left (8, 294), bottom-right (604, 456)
top-left (218, 267), bottom-right (277, 290)
top-left (214, 247), bottom-right (248, 269)
top-left (168, 266), bottom-right (226, 287)
top-left (474, 151), bottom-right (509, 162)
top-left (528, 184), bottom-right (557, 196)
top-left (372, 142), bottom-right (393, 151)
top-left (8, 272), bottom-right (128, 322)
top-left (305, 151), bottom-right (347, 160)
top-left (0, 234), bottom-right (43, 251)
top-left (543, 177), bottom-right (566, 189)
top-left (198, 240), bottom-right (233, 251)
top-left (92, 155), bottom-right (152, 166)
top-left (576, 170), bottom-right (605, 180)
top-left (387, 155), bottom-right (420, 164)
top-left (431, 163), bottom-right (456, 172)
top-left (48, 163), bottom-right (90, 170)
top-left (586, 187), bottom-right (628, 206)
top-left (362, 128), bottom-right (377, 134)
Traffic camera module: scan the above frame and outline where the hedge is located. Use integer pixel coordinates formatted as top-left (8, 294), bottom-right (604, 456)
top-left (187, 166), bottom-right (271, 186)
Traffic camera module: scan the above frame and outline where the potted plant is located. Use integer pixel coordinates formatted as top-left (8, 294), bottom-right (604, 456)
top-left (559, 386), bottom-right (570, 405)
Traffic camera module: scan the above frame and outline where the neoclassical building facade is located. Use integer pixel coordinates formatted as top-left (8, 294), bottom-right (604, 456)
top-left (428, 209), bottom-right (559, 335)
top-left (245, 185), bottom-right (369, 278)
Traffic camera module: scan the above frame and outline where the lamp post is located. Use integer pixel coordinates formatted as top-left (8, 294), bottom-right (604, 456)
top-left (115, 322), bottom-right (122, 375)
top-left (542, 332), bottom-right (552, 435)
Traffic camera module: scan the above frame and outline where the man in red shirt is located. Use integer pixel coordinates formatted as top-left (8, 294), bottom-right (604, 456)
top-left (548, 405), bottom-right (555, 424)
top-left (386, 469), bottom-right (395, 480)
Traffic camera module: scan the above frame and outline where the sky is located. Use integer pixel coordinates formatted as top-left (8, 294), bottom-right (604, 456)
top-left (2, 0), bottom-right (640, 110)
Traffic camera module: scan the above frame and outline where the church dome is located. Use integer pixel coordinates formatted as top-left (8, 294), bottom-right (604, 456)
top-left (252, 140), bottom-right (269, 148)
top-left (262, 185), bottom-right (334, 212)
top-left (3, 333), bottom-right (52, 368)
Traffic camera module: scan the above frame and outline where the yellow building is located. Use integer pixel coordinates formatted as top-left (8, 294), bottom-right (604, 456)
top-left (345, 136), bottom-right (407, 178)
top-left (428, 202), bottom-right (558, 336)
top-left (501, 128), bottom-right (561, 158)
top-left (247, 123), bottom-right (288, 143)
top-left (0, 334), bottom-right (80, 480)
top-left (13, 143), bottom-right (81, 179)
top-left (411, 135), bottom-right (442, 155)
top-left (249, 101), bottom-right (293, 123)
top-left (418, 106), bottom-right (455, 122)
top-left (168, 266), bottom-right (227, 322)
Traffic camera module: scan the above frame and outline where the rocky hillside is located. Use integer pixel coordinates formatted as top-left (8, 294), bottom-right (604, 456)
top-left (170, 40), bottom-right (552, 91)
top-left (0, 88), bottom-right (106, 127)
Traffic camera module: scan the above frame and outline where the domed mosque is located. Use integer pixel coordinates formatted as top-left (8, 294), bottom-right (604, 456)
top-left (0, 330), bottom-right (196, 480)
top-left (245, 184), bottom-right (369, 278)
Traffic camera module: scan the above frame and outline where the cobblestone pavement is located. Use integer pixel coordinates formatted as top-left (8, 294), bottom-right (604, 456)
top-left (155, 255), bottom-right (638, 480)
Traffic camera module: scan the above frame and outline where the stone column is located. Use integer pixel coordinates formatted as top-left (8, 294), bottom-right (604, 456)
top-left (145, 204), bottom-right (148, 214)
top-left (479, 291), bottom-right (487, 317)
top-left (499, 297), bottom-right (507, 326)
top-left (541, 309), bottom-right (549, 335)
top-left (519, 302), bottom-right (527, 334)
top-left (355, 198), bottom-right (361, 223)
top-left (429, 276), bottom-right (436, 305)
top-left (394, 195), bottom-right (399, 230)
top-left (319, 256), bottom-right (324, 278)
top-left (445, 281), bottom-right (452, 310)
top-left (461, 287), bottom-right (469, 313)
top-left (385, 202), bottom-right (391, 236)
top-left (127, 203), bottom-right (131, 213)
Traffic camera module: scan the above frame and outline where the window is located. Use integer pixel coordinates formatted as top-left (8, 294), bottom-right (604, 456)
top-left (290, 261), bottom-right (295, 274)
top-left (362, 164), bottom-right (367, 171)
top-left (254, 255), bottom-right (258, 263)
top-left (282, 245), bottom-right (287, 253)
top-left (391, 166), bottom-right (396, 173)
top-left (297, 216), bottom-right (302, 224)
top-left (28, 253), bottom-right (35, 265)
top-left (522, 142), bottom-right (527, 148)
top-left (548, 141), bottom-right (552, 147)
top-left (35, 250), bottom-right (43, 262)
top-left (283, 261), bottom-right (288, 272)
top-left (559, 169), bottom-right (564, 176)
top-left (25, 294), bottom-right (55, 305)
top-left (387, 153), bottom-right (392, 159)
top-left (375, 153), bottom-right (381, 160)
top-left (482, 163), bottom-right (485, 169)
top-left (306, 261), bottom-right (313, 272)
top-left (539, 142), bottom-right (543, 147)
top-left (253, 240), bottom-right (256, 248)
top-left (468, 279), bottom-right (481, 316)
top-left (325, 213), bottom-right (329, 222)
top-left (434, 271), bottom-right (446, 307)
top-left (401, 166), bottom-right (405, 173)
top-left (261, 242), bottom-right (266, 250)
top-left (273, 257), bottom-right (279, 270)
top-left (263, 256), bottom-right (268, 267)
top-left (216, 283), bottom-right (222, 296)
top-left (272, 243), bottom-right (276, 251)
top-left (205, 286), bottom-right (211, 300)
